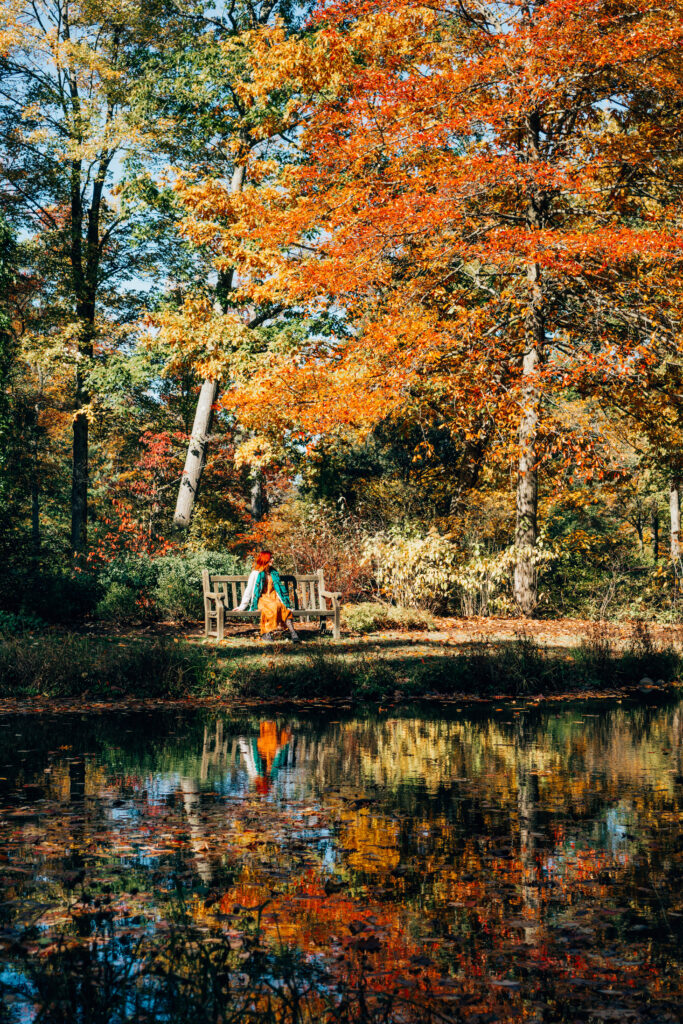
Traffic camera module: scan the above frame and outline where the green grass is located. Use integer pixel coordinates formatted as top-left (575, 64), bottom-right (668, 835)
top-left (0, 634), bottom-right (211, 698)
top-left (0, 622), bottom-right (680, 702)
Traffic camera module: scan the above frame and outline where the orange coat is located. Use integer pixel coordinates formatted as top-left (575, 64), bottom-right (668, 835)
top-left (258, 574), bottom-right (292, 635)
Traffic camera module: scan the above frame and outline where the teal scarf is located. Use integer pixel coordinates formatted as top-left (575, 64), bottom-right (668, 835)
top-left (250, 568), bottom-right (292, 612)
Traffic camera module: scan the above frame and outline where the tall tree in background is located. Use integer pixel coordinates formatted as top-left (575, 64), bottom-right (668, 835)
top-left (0, 0), bottom-right (186, 557)
top-left (173, 0), bottom-right (683, 612)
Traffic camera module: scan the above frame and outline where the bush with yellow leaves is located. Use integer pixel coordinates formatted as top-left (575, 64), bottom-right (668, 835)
top-left (365, 529), bottom-right (558, 615)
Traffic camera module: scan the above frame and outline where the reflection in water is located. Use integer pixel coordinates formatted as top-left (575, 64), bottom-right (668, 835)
top-left (0, 701), bottom-right (681, 1020)
top-left (240, 720), bottom-right (293, 794)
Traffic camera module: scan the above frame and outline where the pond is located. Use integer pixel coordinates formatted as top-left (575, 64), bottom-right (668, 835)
top-left (0, 698), bottom-right (681, 1022)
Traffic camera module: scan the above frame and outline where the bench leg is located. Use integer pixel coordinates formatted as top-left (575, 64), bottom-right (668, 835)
top-left (216, 603), bottom-right (225, 642)
top-left (332, 609), bottom-right (340, 641)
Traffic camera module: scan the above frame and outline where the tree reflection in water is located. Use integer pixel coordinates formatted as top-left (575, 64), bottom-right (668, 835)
top-left (0, 701), bottom-right (680, 1021)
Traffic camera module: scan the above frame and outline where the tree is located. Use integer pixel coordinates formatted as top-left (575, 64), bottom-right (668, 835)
top-left (0, 0), bottom-right (188, 556)
top-left (173, 0), bottom-right (683, 613)
top-left (136, 0), bottom-right (315, 528)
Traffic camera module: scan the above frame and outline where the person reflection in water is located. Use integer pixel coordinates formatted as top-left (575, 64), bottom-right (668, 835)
top-left (238, 550), bottom-right (300, 643)
top-left (238, 721), bottom-right (292, 795)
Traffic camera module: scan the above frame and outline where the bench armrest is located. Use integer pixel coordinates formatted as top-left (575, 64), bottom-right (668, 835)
top-left (320, 589), bottom-right (342, 604)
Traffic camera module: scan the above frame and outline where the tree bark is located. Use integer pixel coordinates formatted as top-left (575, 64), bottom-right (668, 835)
top-left (670, 478), bottom-right (680, 561)
top-left (250, 470), bottom-right (268, 521)
top-left (174, 378), bottom-right (219, 527)
top-left (513, 260), bottom-right (543, 615)
top-left (66, 54), bottom-right (110, 557)
top-left (31, 433), bottom-right (40, 557)
top-left (174, 163), bottom-right (247, 529)
top-left (71, 361), bottom-right (89, 557)
top-left (514, 108), bottom-right (545, 616)
top-left (652, 508), bottom-right (659, 563)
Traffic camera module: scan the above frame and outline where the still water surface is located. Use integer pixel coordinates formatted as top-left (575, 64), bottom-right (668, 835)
top-left (0, 699), bottom-right (681, 1021)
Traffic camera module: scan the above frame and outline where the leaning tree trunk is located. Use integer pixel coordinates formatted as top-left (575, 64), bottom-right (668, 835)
top-left (670, 478), bottom-right (680, 561)
top-left (173, 378), bottom-right (219, 527)
top-left (174, 163), bottom-right (246, 529)
top-left (513, 260), bottom-right (544, 616)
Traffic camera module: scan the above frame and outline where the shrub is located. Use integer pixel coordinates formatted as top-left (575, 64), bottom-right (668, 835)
top-left (153, 550), bottom-right (246, 621)
top-left (0, 610), bottom-right (44, 635)
top-left (364, 528), bottom-right (459, 611)
top-left (388, 605), bottom-right (437, 630)
top-left (341, 602), bottom-right (436, 633)
top-left (95, 582), bottom-right (141, 624)
top-left (97, 553), bottom-right (160, 594)
top-left (366, 528), bottom-right (559, 616)
top-left (453, 545), bottom-right (517, 616)
top-left (0, 568), bottom-right (101, 623)
top-left (341, 602), bottom-right (389, 632)
top-left (93, 550), bottom-right (247, 623)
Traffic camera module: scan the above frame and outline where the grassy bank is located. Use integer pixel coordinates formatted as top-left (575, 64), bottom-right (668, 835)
top-left (0, 622), bottom-right (680, 702)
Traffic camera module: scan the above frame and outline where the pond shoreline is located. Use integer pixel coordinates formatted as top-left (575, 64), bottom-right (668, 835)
top-left (0, 682), bottom-right (678, 718)
top-left (1, 621), bottom-right (681, 705)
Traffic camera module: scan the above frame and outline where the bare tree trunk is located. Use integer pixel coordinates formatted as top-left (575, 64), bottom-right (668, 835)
top-left (514, 109), bottom-right (545, 616)
top-left (68, 143), bottom-right (106, 558)
top-left (71, 365), bottom-right (89, 556)
top-left (513, 260), bottom-right (543, 615)
top-left (69, 157), bottom-right (90, 559)
top-left (250, 470), bottom-right (268, 521)
top-left (670, 478), bottom-right (680, 560)
top-left (652, 508), bottom-right (659, 563)
top-left (31, 432), bottom-right (40, 556)
top-left (174, 378), bottom-right (219, 527)
top-left (174, 163), bottom-right (246, 529)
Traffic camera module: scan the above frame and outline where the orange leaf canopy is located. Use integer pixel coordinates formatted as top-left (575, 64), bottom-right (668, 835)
top-left (175, 0), bottom-right (683, 452)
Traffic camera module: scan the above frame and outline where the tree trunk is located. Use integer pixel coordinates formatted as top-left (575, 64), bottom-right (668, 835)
top-left (174, 163), bottom-right (247, 529)
top-left (513, 262), bottom-right (543, 615)
top-left (250, 470), bottom-right (268, 521)
top-left (670, 478), bottom-right (680, 561)
top-left (516, 752), bottom-right (540, 944)
top-left (31, 433), bottom-right (40, 556)
top-left (71, 357), bottom-right (89, 557)
top-left (652, 508), bottom-right (659, 563)
top-left (68, 141), bottom-right (104, 558)
top-left (174, 378), bottom-right (219, 527)
top-left (514, 108), bottom-right (545, 617)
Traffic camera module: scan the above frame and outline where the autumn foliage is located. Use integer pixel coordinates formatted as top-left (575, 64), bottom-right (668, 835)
top-left (2, 0), bottom-right (683, 622)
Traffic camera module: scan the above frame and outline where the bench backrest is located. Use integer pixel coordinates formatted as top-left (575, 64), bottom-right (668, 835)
top-left (202, 569), bottom-right (328, 612)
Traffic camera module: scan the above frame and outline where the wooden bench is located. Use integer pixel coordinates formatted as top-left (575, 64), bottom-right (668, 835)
top-left (202, 569), bottom-right (342, 642)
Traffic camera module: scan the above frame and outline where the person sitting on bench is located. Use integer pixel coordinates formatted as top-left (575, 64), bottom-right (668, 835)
top-left (238, 550), bottom-right (301, 642)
